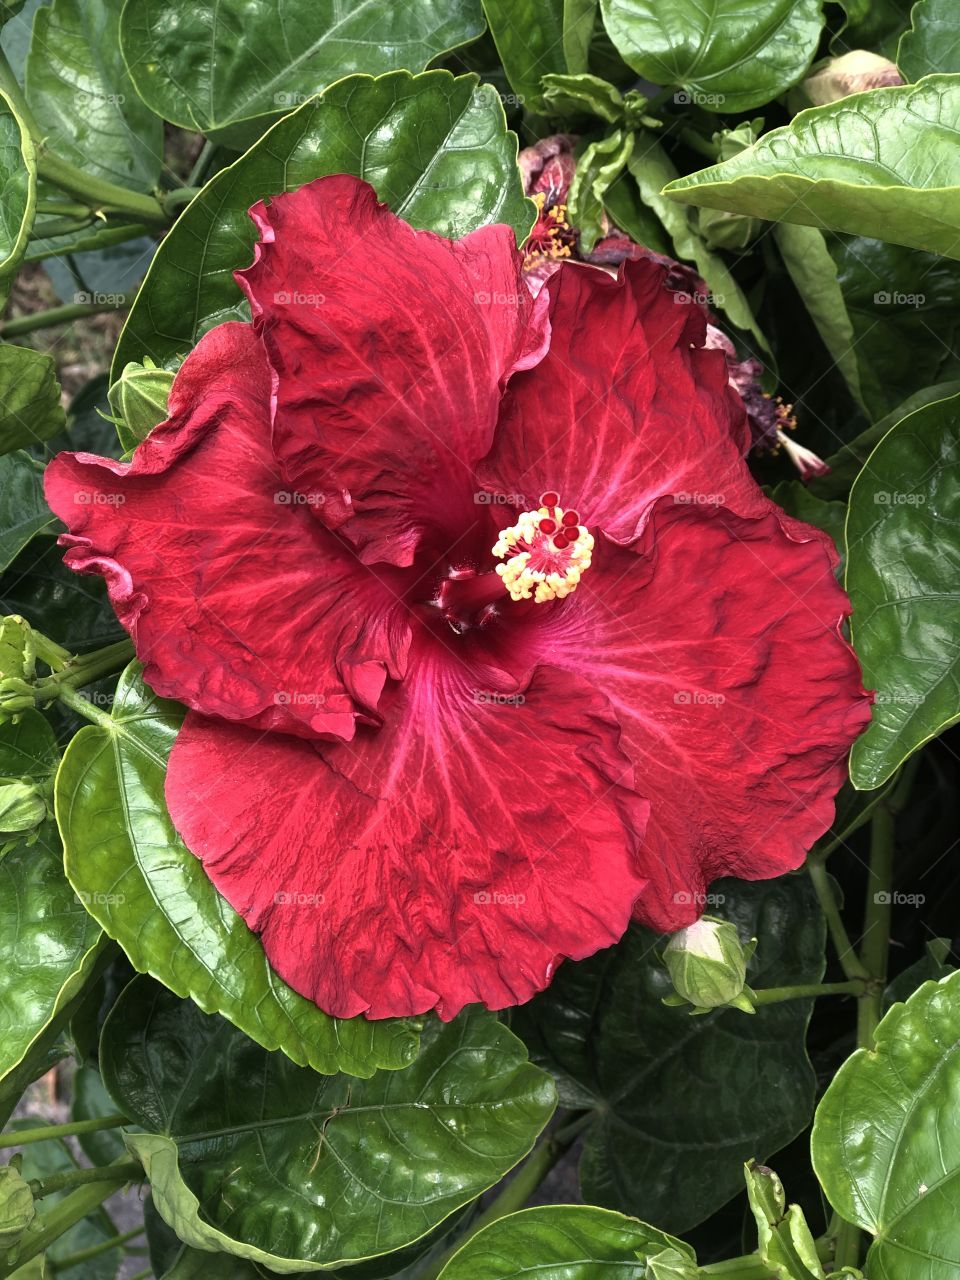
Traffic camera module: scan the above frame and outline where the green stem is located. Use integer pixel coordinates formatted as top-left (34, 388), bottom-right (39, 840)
top-left (857, 802), bottom-right (896, 1046)
top-left (0, 1180), bottom-right (131, 1279)
top-left (701, 1255), bottom-right (774, 1278)
top-left (833, 1215), bottom-right (861, 1270)
top-left (0, 47), bottom-right (167, 226)
top-left (36, 199), bottom-right (92, 218)
top-left (31, 215), bottom-right (96, 239)
top-left (186, 138), bottom-right (217, 187)
top-left (807, 858), bottom-right (872, 982)
top-left (26, 223), bottom-right (154, 264)
top-left (416, 1129), bottom-right (577, 1280)
top-left (0, 295), bottom-right (128, 337)
top-left (37, 152), bottom-right (167, 225)
top-left (752, 979), bottom-right (867, 1005)
top-left (0, 45), bottom-right (40, 135)
top-left (50, 1225), bottom-right (144, 1273)
top-left (29, 1160), bottom-right (142, 1201)
top-left (678, 126), bottom-right (720, 160)
top-left (0, 1114), bottom-right (127, 1150)
top-left (128, 1270), bottom-right (152, 1280)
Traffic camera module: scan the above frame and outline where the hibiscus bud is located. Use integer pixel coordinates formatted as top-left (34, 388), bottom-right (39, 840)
top-left (0, 615), bottom-right (33, 685)
top-left (108, 359), bottom-right (175, 447)
top-left (0, 1161), bottom-right (36, 1253)
top-left (0, 777), bottom-right (48, 830)
top-left (801, 51), bottom-right (902, 107)
top-left (662, 917), bottom-right (757, 1013)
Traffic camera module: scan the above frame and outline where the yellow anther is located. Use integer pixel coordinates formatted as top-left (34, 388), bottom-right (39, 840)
top-left (492, 505), bottom-right (594, 604)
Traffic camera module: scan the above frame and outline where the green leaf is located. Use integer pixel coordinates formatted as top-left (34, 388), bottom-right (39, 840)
top-left (812, 381), bottom-right (960, 500)
top-left (513, 876), bottom-right (825, 1232)
top-left (844, 392), bottom-right (960, 788)
top-left (885, 937), bottom-right (953, 1008)
top-left (481, 0), bottom-right (565, 109)
top-left (0, 86), bottom-right (35, 307)
top-left (0, 715), bottom-right (104, 1127)
top-left (744, 1162), bottom-right (824, 1279)
top-left (0, 452), bottom-right (52, 572)
top-left (774, 224), bottom-right (864, 409)
top-left (56, 663), bottom-right (421, 1077)
top-left (0, 541), bottom-right (123, 657)
top-left (71, 1066), bottom-right (126, 1166)
top-left (102, 976), bottom-right (555, 1272)
top-left (599, 0), bottom-right (824, 112)
top-left (119, 0), bottom-right (486, 136)
top-left (664, 77), bottom-right (960, 260)
top-left (567, 129), bottom-right (633, 251)
top-left (540, 71), bottom-right (625, 121)
top-left (113, 70), bottom-right (535, 376)
top-left (826, 235), bottom-right (960, 421)
top-left (26, 0), bottom-right (163, 191)
top-left (563, 0), bottom-right (598, 74)
top-left (0, 347), bottom-right (66, 457)
top-left (627, 135), bottom-right (770, 354)
top-left (898, 0), bottom-right (960, 80)
top-left (812, 971), bottom-right (960, 1279)
top-left (435, 1205), bottom-right (695, 1278)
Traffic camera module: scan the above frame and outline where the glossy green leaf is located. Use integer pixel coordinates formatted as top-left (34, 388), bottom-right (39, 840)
top-left (56, 663), bottom-right (420, 1076)
top-left (665, 77), bottom-right (960, 259)
top-left (812, 381), bottom-right (960, 501)
top-left (563, 0), bottom-right (598, 74)
top-left (0, 347), bottom-right (65, 457)
top-left (436, 1205), bottom-right (695, 1279)
top-left (774, 224), bottom-right (864, 409)
top-left (826, 236), bottom-right (960, 421)
top-left (481, 0), bottom-right (565, 109)
top-left (599, 0), bottom-right (823, 112)
top-left (0, 541), bottom-right (122, 657)
top-left (0, 713), bottom-right (104, 1126)
top-left (514, 876), bottom-right (825, 1232)
top-left (812, 972), bottom-right (960, 1279)
top-left (627, 135), bottom-right (770, 354)
top-left (113, 70), bottom-right (534, 375)
top-left (102, 977), bottom-right (555, 1271)
top-left (119, 0), bottom-right (486, 135)
top-left (0, 452), bottom-right (53, 572)
top-left (845, 392), bottom-right (960, 788)
top-left (26, 0), bottom-right (163, 190)
top-left (0, 86), bottom-right (35, 307)
top-left (898, 0), bottom-right (960, 80)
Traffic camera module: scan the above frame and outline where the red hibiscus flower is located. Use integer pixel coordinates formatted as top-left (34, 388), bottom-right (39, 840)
top-left (44, 176), bottom-right (869, 1021)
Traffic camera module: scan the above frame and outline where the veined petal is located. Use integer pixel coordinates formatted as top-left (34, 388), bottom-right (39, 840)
top-left (478, 258), bottom-right (769, 543)
top-left (505, 500), bottom-right (870, 927)
top-left (44, 322), bottom-right (409, 740)
top-left (166, 641), bottom-right (650, 1020)
top-left (237, 175), bottom-right (550, 568)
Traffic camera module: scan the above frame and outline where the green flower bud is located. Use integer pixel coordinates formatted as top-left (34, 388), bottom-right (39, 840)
top-left (108, 358), bottom-right (176, 450)
top-left (663, 917), bottom-right (756, 1012)
top-left (700, 121), bottom-right (763, 250)
top-left (0, 777), bottom-right (49, 834)
top-left (0, 616), bottom-right (33, 685)
top-left (0, 1163), bottom-right (36, 1256)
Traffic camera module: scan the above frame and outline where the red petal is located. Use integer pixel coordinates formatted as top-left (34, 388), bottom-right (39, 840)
top-left (44, 322), bottom-right (409, 739)
top-left (166, 644), bottom-right (651, 1020)
top-left (478, 259), bottom-right (769, 542)
top-left (236, 176), bottom-right (550, 568)
top-left (506, 500), bottom-right (870, 928)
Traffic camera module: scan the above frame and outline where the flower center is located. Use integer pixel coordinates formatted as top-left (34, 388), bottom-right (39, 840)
top-left (492, 492), bottom-right (594, 604)
top-left (524, 193), bottom-right (576, 265)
